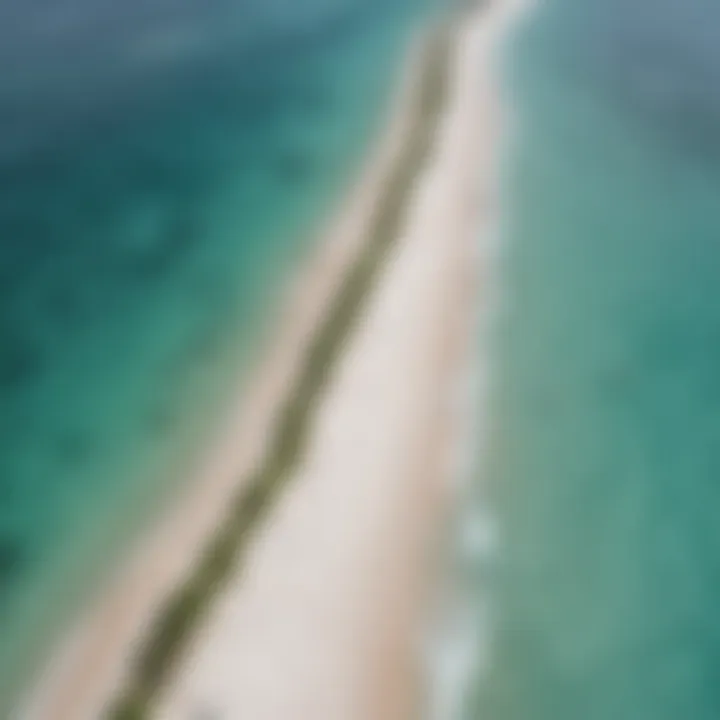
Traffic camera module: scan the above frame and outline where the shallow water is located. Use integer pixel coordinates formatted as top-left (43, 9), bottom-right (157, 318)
top-left (457, 0), bottom-right (720, 717)
top-left (0, 0), bottom-right (441, 710)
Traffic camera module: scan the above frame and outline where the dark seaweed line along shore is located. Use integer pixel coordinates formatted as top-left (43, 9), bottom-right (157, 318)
top-left (107, 7), bottom-right (463, 718)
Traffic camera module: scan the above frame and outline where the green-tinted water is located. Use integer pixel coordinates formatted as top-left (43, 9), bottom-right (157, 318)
top-left (460, 1), bottom-right (720, 717)
top-left (0, 0), bottom-right (442, 712)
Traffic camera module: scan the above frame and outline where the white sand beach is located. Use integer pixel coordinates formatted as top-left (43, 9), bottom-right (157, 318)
top-left (18, 0), bottom-right (524, 717)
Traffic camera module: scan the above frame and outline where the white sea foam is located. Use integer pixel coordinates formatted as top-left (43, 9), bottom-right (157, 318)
top-left (425, 1), bottom-right (538, 719)
top-left (426, 224), bottom-right (501, 720)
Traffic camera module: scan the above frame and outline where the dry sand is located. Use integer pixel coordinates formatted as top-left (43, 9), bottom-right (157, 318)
top-left (18, 0), bottom-right (520, 716)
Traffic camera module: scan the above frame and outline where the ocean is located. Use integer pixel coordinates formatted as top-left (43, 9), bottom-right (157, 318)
top-left (0, 0), bottom-right (441, 711)
top-left (452, 0), bottom-right (720, 718)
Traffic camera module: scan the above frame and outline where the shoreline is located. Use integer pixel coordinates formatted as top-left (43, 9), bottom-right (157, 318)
top-left (425, 1), bottom-right (535, 719)
top-left (17, 18), bottom-right (436, 720)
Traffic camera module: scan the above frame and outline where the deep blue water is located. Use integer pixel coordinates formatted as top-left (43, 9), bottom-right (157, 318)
top-left (461, 0), bottom-right (720, 718)
top-left (0, 0), bottom-right (440, 710)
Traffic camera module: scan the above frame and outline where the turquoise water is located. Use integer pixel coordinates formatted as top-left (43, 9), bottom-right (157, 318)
top-left (461, 0), bottom-right (720, 718)
top-left (0, 0), bottom-right (442, 711)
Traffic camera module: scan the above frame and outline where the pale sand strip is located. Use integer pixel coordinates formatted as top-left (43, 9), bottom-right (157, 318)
top-left (18, 32), bottom-right (427, 720)
top-left (155, 3), bottom-right (501, 719)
